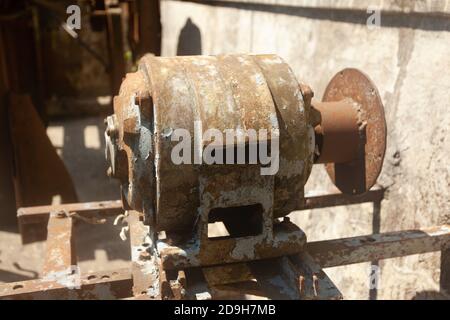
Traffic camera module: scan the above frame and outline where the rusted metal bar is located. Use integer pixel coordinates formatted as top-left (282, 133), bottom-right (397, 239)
top-left (18, 200), bottom-right (123, 244)
top-left (299, 188), bottom-right (384, 211)
top-left (128, 211), bottom-right (159, 299)
top-left (159, 219), bottom-right (306, 270)
top-left (203, 263), bottom-right (254, 286)
top-left (0, 268), bottom-right (132, 300)
top-left (307, 225), bottom-right (450, 268)
top-left (42, 213), bottom-right (76, 277)
top-left (17, 200), bottom-right (123, 225)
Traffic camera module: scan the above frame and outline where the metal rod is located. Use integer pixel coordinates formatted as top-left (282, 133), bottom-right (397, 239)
top-left (128, 210), bottom-right (158, 298)
top-left (307, 225), bottom-right (450, 268)
top-left (17, 200), bottom-right (123, 225)
top-left (0, 268), bottom-right (132, 300)
top-left (313, 98), bottom-right (361, 164)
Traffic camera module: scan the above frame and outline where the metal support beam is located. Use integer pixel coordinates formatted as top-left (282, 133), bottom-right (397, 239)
top-left (42, 213), bottom-right (76, 276)
top-left (5, 196), bottom-right (450, 300)
top-left (308, 225), bottom-right (450, 268)
top-left (128, 211), bottom-right (159, 299)
top-left (17, 200), bottom-right (122, 244)
top-left (17, 200), bottom-right (123, 225)
top-left (0, 268), bottom-right (132, 300)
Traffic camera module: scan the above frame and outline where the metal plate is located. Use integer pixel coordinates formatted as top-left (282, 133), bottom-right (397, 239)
top-left (323, 69), bottom-right (386, 194)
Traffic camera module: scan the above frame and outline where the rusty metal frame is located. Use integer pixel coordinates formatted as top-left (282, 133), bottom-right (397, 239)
top-left (1, 188), bottom-right (449, 300)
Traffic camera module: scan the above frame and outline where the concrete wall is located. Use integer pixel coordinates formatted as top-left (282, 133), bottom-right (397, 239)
top-left (159, 0), bottom-right (450, 299)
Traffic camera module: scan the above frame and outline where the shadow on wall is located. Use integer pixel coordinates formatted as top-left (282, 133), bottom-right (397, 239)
top-left (177, 18), bottom-right (202, 55)
top-left (183, 0), bottom-right (450, 32)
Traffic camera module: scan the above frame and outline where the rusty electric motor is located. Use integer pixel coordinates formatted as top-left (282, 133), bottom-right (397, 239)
top-left (105, 54), bottom-right (386, 235)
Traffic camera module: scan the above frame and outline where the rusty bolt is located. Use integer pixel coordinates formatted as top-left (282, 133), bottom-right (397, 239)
top-left (299, 275), bottom-right (305, 297)
top-left (312, 273), bottom-right (320, 297)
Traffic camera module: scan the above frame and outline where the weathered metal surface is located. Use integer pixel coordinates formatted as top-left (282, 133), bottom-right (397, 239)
top-left (171, 270), bottom-right (187, 299)
top-left (3, 221), bottom-right (448, 300)
top-left (17, 199), bottom-right (122, 244)
top-left (1, 194), bottom-right (449, 300)
top-left (307, 225), bottom-right (450, 268)
top-left (159, 267), bottom-right (187, 300)
top-left (42, 213), bottom-right (76, 277)
top-left (103, 54), bottom-right (321, 286)
top-left (106, 53), bottom-right (314, 233)
top-left (313, 99), bottom-right (361, 164)
top-left (108, 70), bottom-right (154, 217)
top-left (15, 188), bottom-right (381, 229)
top-left (103, 54), bottom-right (391, 290)
top-left (0, 268), bottom-right (132, 300)
top-left (203, 263), bottom-right (254, 286)
top-left (252, 55), bottom-right (314, 216)
top-left (17, 200), bottom-right (123, 225)
top-left (128, 210), bottom-right (160, 299)
top-left (158, 218), bottom-right (306, 269)
top-left (320, 69), bottom-right (387, 195)
top-left (195, 254), bottom-right (341, 300)
top-left (247, 255), bottom-right (342, 300)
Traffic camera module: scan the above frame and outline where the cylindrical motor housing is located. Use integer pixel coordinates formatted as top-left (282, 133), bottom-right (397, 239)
top-left (105, 54), bottom-right (315, 232)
